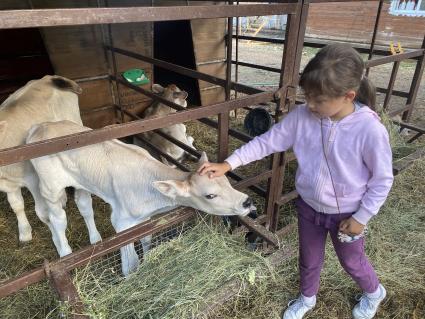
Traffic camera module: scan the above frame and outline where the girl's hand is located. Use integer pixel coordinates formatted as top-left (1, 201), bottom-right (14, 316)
top-left (197, 161), bottom-right (231, 179)
top-left (339, 217), bottom-right (365, 236)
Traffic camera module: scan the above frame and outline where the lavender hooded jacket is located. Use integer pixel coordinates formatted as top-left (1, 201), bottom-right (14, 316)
top-left (226, 104), bottom-right (394, 225)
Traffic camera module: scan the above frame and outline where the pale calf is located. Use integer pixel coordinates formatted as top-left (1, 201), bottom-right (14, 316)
top-left (27, 120), bottom-right (253, 275)
top-left (135, 84), bottom-right (196, 166)
top-left (0, 75), bottom-right (96, 244)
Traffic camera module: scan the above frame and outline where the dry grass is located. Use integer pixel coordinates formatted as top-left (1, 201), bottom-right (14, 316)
top-left (67, 217), bottom-right (276, 319)
top-left (213, 159), bottom-right (425, 319)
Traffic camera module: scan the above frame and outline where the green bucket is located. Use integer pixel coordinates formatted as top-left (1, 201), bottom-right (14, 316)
top-left (122, 68), bottom-right (150, 85)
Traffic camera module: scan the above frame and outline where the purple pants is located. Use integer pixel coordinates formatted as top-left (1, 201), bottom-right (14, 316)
top-left (296, 197), bottom-right (379, 297)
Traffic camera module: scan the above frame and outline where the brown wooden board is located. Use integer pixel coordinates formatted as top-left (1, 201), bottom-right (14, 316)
top-left (190, 8), bottom-right (226, 106)
top-left (82, 107), bottom-right (116, 128)
top-left (30, 0), bottom-right (155, 124)
top-left (307, 2), bottom-right (425, 48)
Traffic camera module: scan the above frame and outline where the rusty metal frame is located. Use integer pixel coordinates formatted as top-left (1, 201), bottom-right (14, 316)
top-left (229, 0), bottom-right (425, 218)
top-left (0, 3), bottom-right (301, 312)
top-left (0, 3), bottom-right (298, 29)
top-left (1, 1), bottom-right (424, 316)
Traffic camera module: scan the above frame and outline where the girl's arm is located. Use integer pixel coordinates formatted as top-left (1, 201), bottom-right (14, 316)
top-left (225, 107), bottom-right (299, 170)
top-left (198, 107), bottom-right (299, 178)
top-left (352, 124), bottom-right (394, 225)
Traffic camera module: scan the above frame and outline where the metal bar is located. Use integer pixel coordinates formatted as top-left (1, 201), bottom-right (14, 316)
top-left (382, 61), bottom-right (400, 111)
top-left (276, 190), bottom-right (299, 205)
top-left (393, 148), bottom-right (425, 175)
top-left (123, 108), bottom-right (252, 158)
top-left (107, 23), bottom-right (124, 123)
top-left (0, 209), bottom-right (196, 298)
top-left (266, 3), bottom-right (303, 231)
top-left (387, 104), bottom-right (412, 117)
top-left (48, 269), bottom-right (88, 319)
top-left (227, 171), bottom-right (267, 197)
top-left (231, 35), bottom-right (391, 56)
top-left (235, 5), bottom-right (240, 100)
top-left (306, 0), bottom-right (380, 2)
top-left (366, 0), bottom-right (383, 72)
top-left (74, 74), bottom-right (110, 83)
top-left (365, 50), bottom-right (424, 68)
top-left (199, 117), bottom-right (253, 143)
top-left (57, 209), bottom-right (196, 272)
top-left (97, 0), bottom-right (119, 111)
top-left (403, 36), bottom-right (425, 121)
top-left (237, 216), bottom-right (278, 247)
top-left (0, 90), bottom-right (275, 167)
top-left (231, 60), bottom-right (281, 73)
top-left (407, 132), bottom-right (423, 144)
top-left (107, 46), bottom-right (263, 95)
top-left (80, 104), bottom-right (115, 115)
top-left (392, 121), bottom-right (425, 135)
top-left (0, 4), bottom-right (298, 29)
top-left (133, 135), bottom-right (190, 172)
top-left (0, 268), bottom-right (46, 298)
top-left (276, 223), bottom-right (296, 239)
top-left (233, 170), bottom-right (273, 190)
top-left (217, 13), bottom-right (233, 162)
top-left (376, 87), bottom-right (409, 98)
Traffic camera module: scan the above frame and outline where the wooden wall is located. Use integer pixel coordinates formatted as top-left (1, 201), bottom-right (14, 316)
top-left (306, 2), bottom-right (425, 48)
top-left (30, 0), bottom-right (153, 128)
top-left (154, 0), bottom-right (227, 106)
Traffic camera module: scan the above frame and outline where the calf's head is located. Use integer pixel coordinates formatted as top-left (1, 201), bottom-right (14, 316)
top-left (153, 153), bottom-right (254, 217)
top-left (152, 83), bottom-right (188, 108)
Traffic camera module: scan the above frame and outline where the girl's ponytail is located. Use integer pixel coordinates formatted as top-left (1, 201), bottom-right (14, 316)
top-left (356, 76), bottom-right (376, 111)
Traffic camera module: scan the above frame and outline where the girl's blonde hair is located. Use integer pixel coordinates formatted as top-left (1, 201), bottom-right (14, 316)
top-left (299, 43), bottom-right (376, 110)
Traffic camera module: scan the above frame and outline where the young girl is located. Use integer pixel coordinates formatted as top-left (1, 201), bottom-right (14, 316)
top-left (198, 44), bottom-right (393, 319)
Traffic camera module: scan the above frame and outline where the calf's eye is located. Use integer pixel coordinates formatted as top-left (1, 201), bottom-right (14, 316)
top-left (205, 194), bottom-right (217, 199)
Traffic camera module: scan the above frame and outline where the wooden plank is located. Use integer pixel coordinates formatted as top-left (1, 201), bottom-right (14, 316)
top-left (197, 62), bottom-right (226, 90)
top-left (199, 86), bottom-right (226, 105)
top-left (191, 18), bottom-right (226, 64)
top-left (393, 148), bottom-right (425, 175)
top-left (49, 268), bottom-right (88, 319)
top-left (78, 79), bottom-right (112, 112)
top-left (81, 107), bottom-right (116, 128)
top-left (306, 2), bottom-right (425, 48)
top-left (190, 9), bottom-right (226, 106)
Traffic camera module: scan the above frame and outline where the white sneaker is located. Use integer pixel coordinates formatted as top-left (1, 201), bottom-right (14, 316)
top-left (282, 295), bottom-right (316, 319)
top-left (352, 284), bottom-right (387, 319)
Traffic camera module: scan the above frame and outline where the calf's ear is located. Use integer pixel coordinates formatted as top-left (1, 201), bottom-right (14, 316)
top-left (152, 84), bottom-right (165, 94)
top-left (152, 180), bottom-right (190, 199)
top-left (198, 152), bottom-right (208, 165)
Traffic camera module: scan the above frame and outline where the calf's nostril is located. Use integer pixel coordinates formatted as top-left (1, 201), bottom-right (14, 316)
top-left (243, 197), bottom-right (252, 208)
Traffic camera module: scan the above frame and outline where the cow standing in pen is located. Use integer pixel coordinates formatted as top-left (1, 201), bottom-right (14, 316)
top-left (26, 120), bottom-right (254, 275)
top-left (0, 76), bottom-right (98, 245)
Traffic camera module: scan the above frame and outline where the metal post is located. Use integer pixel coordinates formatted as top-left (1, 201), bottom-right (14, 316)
top-left (217, 2), bottom-right (234, 162)
top-left (403, 36), bottom-right (425, 121)
top-left (266, 1), bottom-right (303, 232)
top-left (366, 0), bottom-right (383, 76)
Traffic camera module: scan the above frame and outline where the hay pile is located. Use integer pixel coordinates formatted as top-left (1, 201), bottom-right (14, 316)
top-left (70, 219), bottom-right (276, 319)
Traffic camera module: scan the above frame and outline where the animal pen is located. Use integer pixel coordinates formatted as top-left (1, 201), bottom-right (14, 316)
top-left (0, 0), bottom-right (424, 318)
